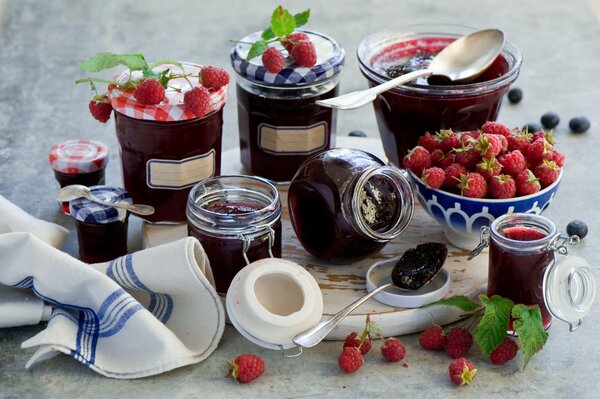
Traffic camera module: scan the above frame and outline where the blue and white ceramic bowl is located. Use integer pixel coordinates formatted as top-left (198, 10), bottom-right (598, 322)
top-left (406, 170), bottom-right (563, 250)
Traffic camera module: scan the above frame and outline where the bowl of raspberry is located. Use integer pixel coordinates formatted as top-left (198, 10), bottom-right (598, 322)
top-left (403, 122), bottom-right (564, 250)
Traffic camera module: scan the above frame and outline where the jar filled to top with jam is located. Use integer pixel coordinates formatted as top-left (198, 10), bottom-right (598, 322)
top-left (187, 175), bottom-right (282, 294)
top-left (231, 30), bottom-right (345, 182)
top-left (288, 148), bottom-right (415, 263)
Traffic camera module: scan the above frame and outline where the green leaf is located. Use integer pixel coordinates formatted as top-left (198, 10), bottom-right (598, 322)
top-left (246, 40), bottom-right (268, 61)
top-left (261, 27), bottom-right (275, 40)
top-left (270, 5), bottom-right (295, 37)
top-left (429, 295), bottom-right (480, 312)
top-left (142, 64), bottom-right (158, 78)
top-left (78, 53), bottom-right (147, 72)
top-left (512, 304), bottom-right (548, 369)
top-left (474, 295), bottom-right (514, 356)
top-left (151, 58), bottom-right (184, 71)
top-left (293, 9), bottom-right (310, 28)
top-left (157, 69), bottom-right (171, 89)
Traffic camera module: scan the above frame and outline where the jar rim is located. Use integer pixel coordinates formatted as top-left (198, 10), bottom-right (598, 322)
top-left (490, 213), bottom-right (558, 251)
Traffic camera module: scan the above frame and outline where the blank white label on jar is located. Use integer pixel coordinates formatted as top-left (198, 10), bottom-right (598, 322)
top-left (257, 122), bottom-right (328, 155)
top-left (146, 150), bottom-right (215, 190)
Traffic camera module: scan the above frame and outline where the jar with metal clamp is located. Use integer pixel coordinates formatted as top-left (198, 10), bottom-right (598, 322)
top-left (186, 175), bottom-right (282, 295)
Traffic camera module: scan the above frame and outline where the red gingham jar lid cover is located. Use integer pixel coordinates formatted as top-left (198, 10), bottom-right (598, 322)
top-left (49, 139), bottom-right (109, 174)
top-left (107, 62), bottom-right (228, 122)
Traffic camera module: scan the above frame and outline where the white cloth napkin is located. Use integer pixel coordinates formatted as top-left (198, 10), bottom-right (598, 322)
top-left (0, 232), bottom-right (225, 379)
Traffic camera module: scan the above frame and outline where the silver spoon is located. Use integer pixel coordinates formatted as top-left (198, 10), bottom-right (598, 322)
top-left (56, 184), bottom-right (155, 216)
top-left (316, 29), bottom-right (505, 110)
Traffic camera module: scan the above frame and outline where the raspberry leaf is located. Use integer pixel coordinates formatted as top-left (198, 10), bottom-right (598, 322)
top-left (246, 40), bottom-right (269, 61)
top-left (151, 58), bottom-right (184, 71)
top-left (430, 295), bottom-right (480, 312)
top-left (270, 5), bottom-right (295, 37)
top-left (293, 9), bottom-right (311, 27)
top-left (78, 53), bottom-right (147, 72)
top-left (512, 304), bottom-right (548, 369)
top-left (261, 27), bottom-right (276, 40)
top-left (474, 295), bottom-right (514, 356)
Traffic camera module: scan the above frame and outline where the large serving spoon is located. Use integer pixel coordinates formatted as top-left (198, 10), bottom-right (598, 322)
top-left (56, 184), bottom-right (155, 216)
top-left (316, 29), bottom-right (505, 110)
top-left (293, 243), bottom-right (448, 349)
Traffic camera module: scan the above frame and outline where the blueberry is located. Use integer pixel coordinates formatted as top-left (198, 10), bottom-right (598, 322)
top-left (507, 87), bottom-right (523, 104)
top-left (522, 123), bottom-right (542, 133)
top-left (541, 112), bottom-right (560, 129)
top-left (348, 130), bottom-right (368, 138)
top-left (569, 116), bottom-right (590, 134)
top-left (566, 220), bottom-right (588, 239)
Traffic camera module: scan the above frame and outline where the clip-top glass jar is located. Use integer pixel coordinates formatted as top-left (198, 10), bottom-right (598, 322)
top-left (288, 148), bottom-right (414, 263)
top-left (231, 29), bottom-right (345, 182)
top-left (187, 175), bottom-right (282, 294)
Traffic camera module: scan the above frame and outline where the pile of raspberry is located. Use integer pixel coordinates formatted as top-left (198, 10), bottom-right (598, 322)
top-left (261, 32), bottom-right (317, 73)
top-left (403, 121), bottom-right (565, 199)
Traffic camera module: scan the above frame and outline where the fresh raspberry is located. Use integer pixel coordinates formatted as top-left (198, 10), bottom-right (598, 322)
top-left (493, 133), bottom-right (509, 152)
top-left (381, 338), bottom-right (407, 362)
top-left (199, 66), bottom-right (230, 89)
top-left (281, 32), bottom-right (310, 53)
top-left (343, 331), bottom-right (372, 355)
top-left (534, 160), bottom-right (561, 187)
top-left (532, 129), bottom-right (556, 145)
top-left (550, 149), bottom-right (565, 167)
top-left (457, 172), bottom-right (487, 198)
top-left (417, 133), bottom-right (438, 153)
top-left (227, 354), bottom-right (265, 383)
top-left (88, 95), bottom-right (112, 123)
top-left (515, 169), bottom-right (541, 196)
top-left (481, 121), bottom-right (511, 138)
top-left (445, 327), bottom-right (473, 358)
top-left (421, 167), bottom-right (445, 189)
top-left (443, 163), bottom-right (467, 190)
top-left (489, 337), bottom-right (519, 365)
top-left (507, 130), bottom-right (533, 153)
top-left (436, 129), bottom-right (461, 152)
top-left (419, 325), bottom-right (446, 351)
top-left (184, 86), bottom-right (211, 118)
top-left (431, 150), bottom-right (456, 169)
top-left (475, 157), bottom-right (502, 181)
top-left (454, 144), bottom-right (481, 169)
top-left (403, 146), bottom-right (431, 175)
top-left (460, 131), bottom-right (481, 144)
top-left (498, 150), bottom-right (526, 176)
top-left (527, 137), bottom-right (553, 163)
top-left (503, 226), bottom-right (547, 240)
top-left (475, 134), bottom-right (502, 158)
top-left (448, 358), bottom-right (477, 386)
top-left (489, 174), bottom-right (516, 199)
top-left (290, 40), bottom-right (317, 67)
top-left (338, 347), bottom-right (363, 373)
top-left (133, 78), bottom-right (165, 105)
top-left (261, 47), bottom-right (285, 73)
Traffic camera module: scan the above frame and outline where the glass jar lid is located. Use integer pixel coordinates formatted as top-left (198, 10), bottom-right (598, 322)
top-left (70, 186), bottom-right (132, 224)
top-left (230, 29), bottom-right (345, 86)
top-left (49, 139), bottom-right (109, 174)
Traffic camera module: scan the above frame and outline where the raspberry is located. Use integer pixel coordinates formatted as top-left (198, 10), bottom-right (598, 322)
top-left (431, 150), bottom-right (456, 169)
top-left (199, 66), bottom-right (230, 89)
top-left (417, 133), bottom-right (437, 153)
top-left (281, 32), bottom-right (310, 53)
top-left (436, 129), bottom-right (461, 152)
top-left (381, 338), bottom-right (407, 362)
top-left (261, 47), bottom-right (285, 74)
top-left (419, 325), bottom-right (446, 351)
top-left (498, 150), bottom-right (526, 176)
top-left (454, 144), bottom-right (480, 169)
top-left (489, 337), bottom-right (519, 365)
top-left (532, 129), bottom-right (556, 145)
top-left (515, 169), bottom-right (541, 196)
top-left (421, 167), bottom-right (445, 189)
top-left (338, 347), bottom-right (363, 373)
top-left (534, 160), bottom-right (561, 187)
top-left (550, 150), bottom-right (565, 167)
top-left (460, 131), bottom-right (481, 144)
top-left (527, 137), bottom-right (553, 163)
top-left (475, 134), bottom-right (502, 158)
top-left (481, 121), bottom-right (511, 138)
top-left (133, 78), bottom-right (165, 105)
top-left (448, 358), bottom-right (477, 386)
top-left (445, 327), bottom-right (473, 358)
top-left (343, 331), bottom-right (372, 355)
top-left (475, 157), bottom-right (502, 181)
top-left (184, 86), bottom-right (211, 118)
top-left (227, 354), bottom-right (265, 383)
top-left (290, 40), bottom-right (317, 67)
top-left (507, 130), bottom-right (532, 153)
top-left (88, 95), bottom-right (112, 123)
top-left (443, 163), bottom-right (467, 190)
top-left (403, 146), bottom-right (431, 175)
top-left (489, 174), bottom-right (516, 199)
top-left (457, 172), bottom-right (487, 198)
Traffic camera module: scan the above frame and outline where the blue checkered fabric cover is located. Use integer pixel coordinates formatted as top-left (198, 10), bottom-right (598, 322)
top-left (69, 185), bottom-right (132, 224)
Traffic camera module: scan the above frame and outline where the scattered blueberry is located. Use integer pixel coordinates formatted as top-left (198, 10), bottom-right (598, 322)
top-left (569, 116), bottom-right (590, 134)
top-left (566, 220), bottom-right (588, 239)
top-left (507, 87), bottom-right (523, 104)
top-left (348, 130), bottom-right (368, 138)
top-left (522, 123), bottom-right (542, 133)
top-left (541, 112), bottom-right (560, 129)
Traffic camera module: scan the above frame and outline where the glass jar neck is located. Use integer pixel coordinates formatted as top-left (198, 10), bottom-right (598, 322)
top-left (236, 75), bottom-right (339, 99)
top-left (490, 213), bottom-right (558, 253)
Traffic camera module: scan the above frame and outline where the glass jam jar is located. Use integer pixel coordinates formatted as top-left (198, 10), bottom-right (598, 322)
top-left (49, 139), bottom-right (109, 214)
top-left (186, 175), bottom-right (282, 294)
top-left (69, 186), bottom-right (131, 264)
top-left (288, 148), bottom-right (414, 263)
top-left (109, 62), bottom-right (227, 223)
top-left (231, 30), bottom-right (345, 182)
top-left (357, 24), bottom-right (522, 167)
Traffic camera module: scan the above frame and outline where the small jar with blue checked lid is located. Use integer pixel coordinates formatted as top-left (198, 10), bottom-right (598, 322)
top-left (70, 186), bottom-right (132, 263)
top-left (231, 30), bottom-right (345, 182)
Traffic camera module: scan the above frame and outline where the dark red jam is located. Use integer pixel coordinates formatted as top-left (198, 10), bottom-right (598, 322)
top-left (115, 109), bottom-right (223, 223)
top-left (54, 169), bottom-right (106, 214)
top-left (75, 218), bottom-right (129, 264)
top-left (204, 201), bottom-right (261, 215)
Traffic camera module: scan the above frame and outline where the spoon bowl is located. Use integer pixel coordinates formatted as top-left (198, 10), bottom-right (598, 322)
top-left (56, 184), bottom-right (155, 216)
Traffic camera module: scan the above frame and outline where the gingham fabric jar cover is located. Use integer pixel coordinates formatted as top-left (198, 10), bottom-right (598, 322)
top-left (70, 186), bottom-right (132, 224)
top-left (49, 139), bottom-right (109, 174)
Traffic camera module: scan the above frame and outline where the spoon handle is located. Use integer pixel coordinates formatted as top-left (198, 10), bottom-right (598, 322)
top-left (370, 68), bottom-right (432, 96)
top-left (293, 282), bottom-right (393, 348)
top-left (83, 193), bottom-right (155, 216)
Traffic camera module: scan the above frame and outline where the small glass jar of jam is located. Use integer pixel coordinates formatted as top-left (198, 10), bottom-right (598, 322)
top-left (288, 148), bottom-right (415, 263)
top-left (231, 30), bottom-right (345, 182)
top-left (69, 186), bottom-right (131, 264)
top-left (49, 139), bottom-right (109, 214)
top-left (186, 175), bottom-right (282, 294)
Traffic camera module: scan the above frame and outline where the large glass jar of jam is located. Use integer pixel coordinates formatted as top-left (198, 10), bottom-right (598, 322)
top-left (69, 186), bottom-right (131, 264)
top-left (49, 139), bottom-right (109, 215)
top-left (186, 175), bottom-right (282, 294)
top-left (288, 148), bottom-right (414, 263)
top-left (109, 62), bottom-right (227, 223)
top-left (231, 30), bottom-right (345, 182)
top-left (357, 24), bottom-right (522, 167)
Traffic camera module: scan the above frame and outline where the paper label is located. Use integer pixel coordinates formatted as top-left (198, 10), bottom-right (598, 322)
top-left (258, 122), bottom-right (328, 155)
top-left (146, 150), bottom-right (215, 190)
